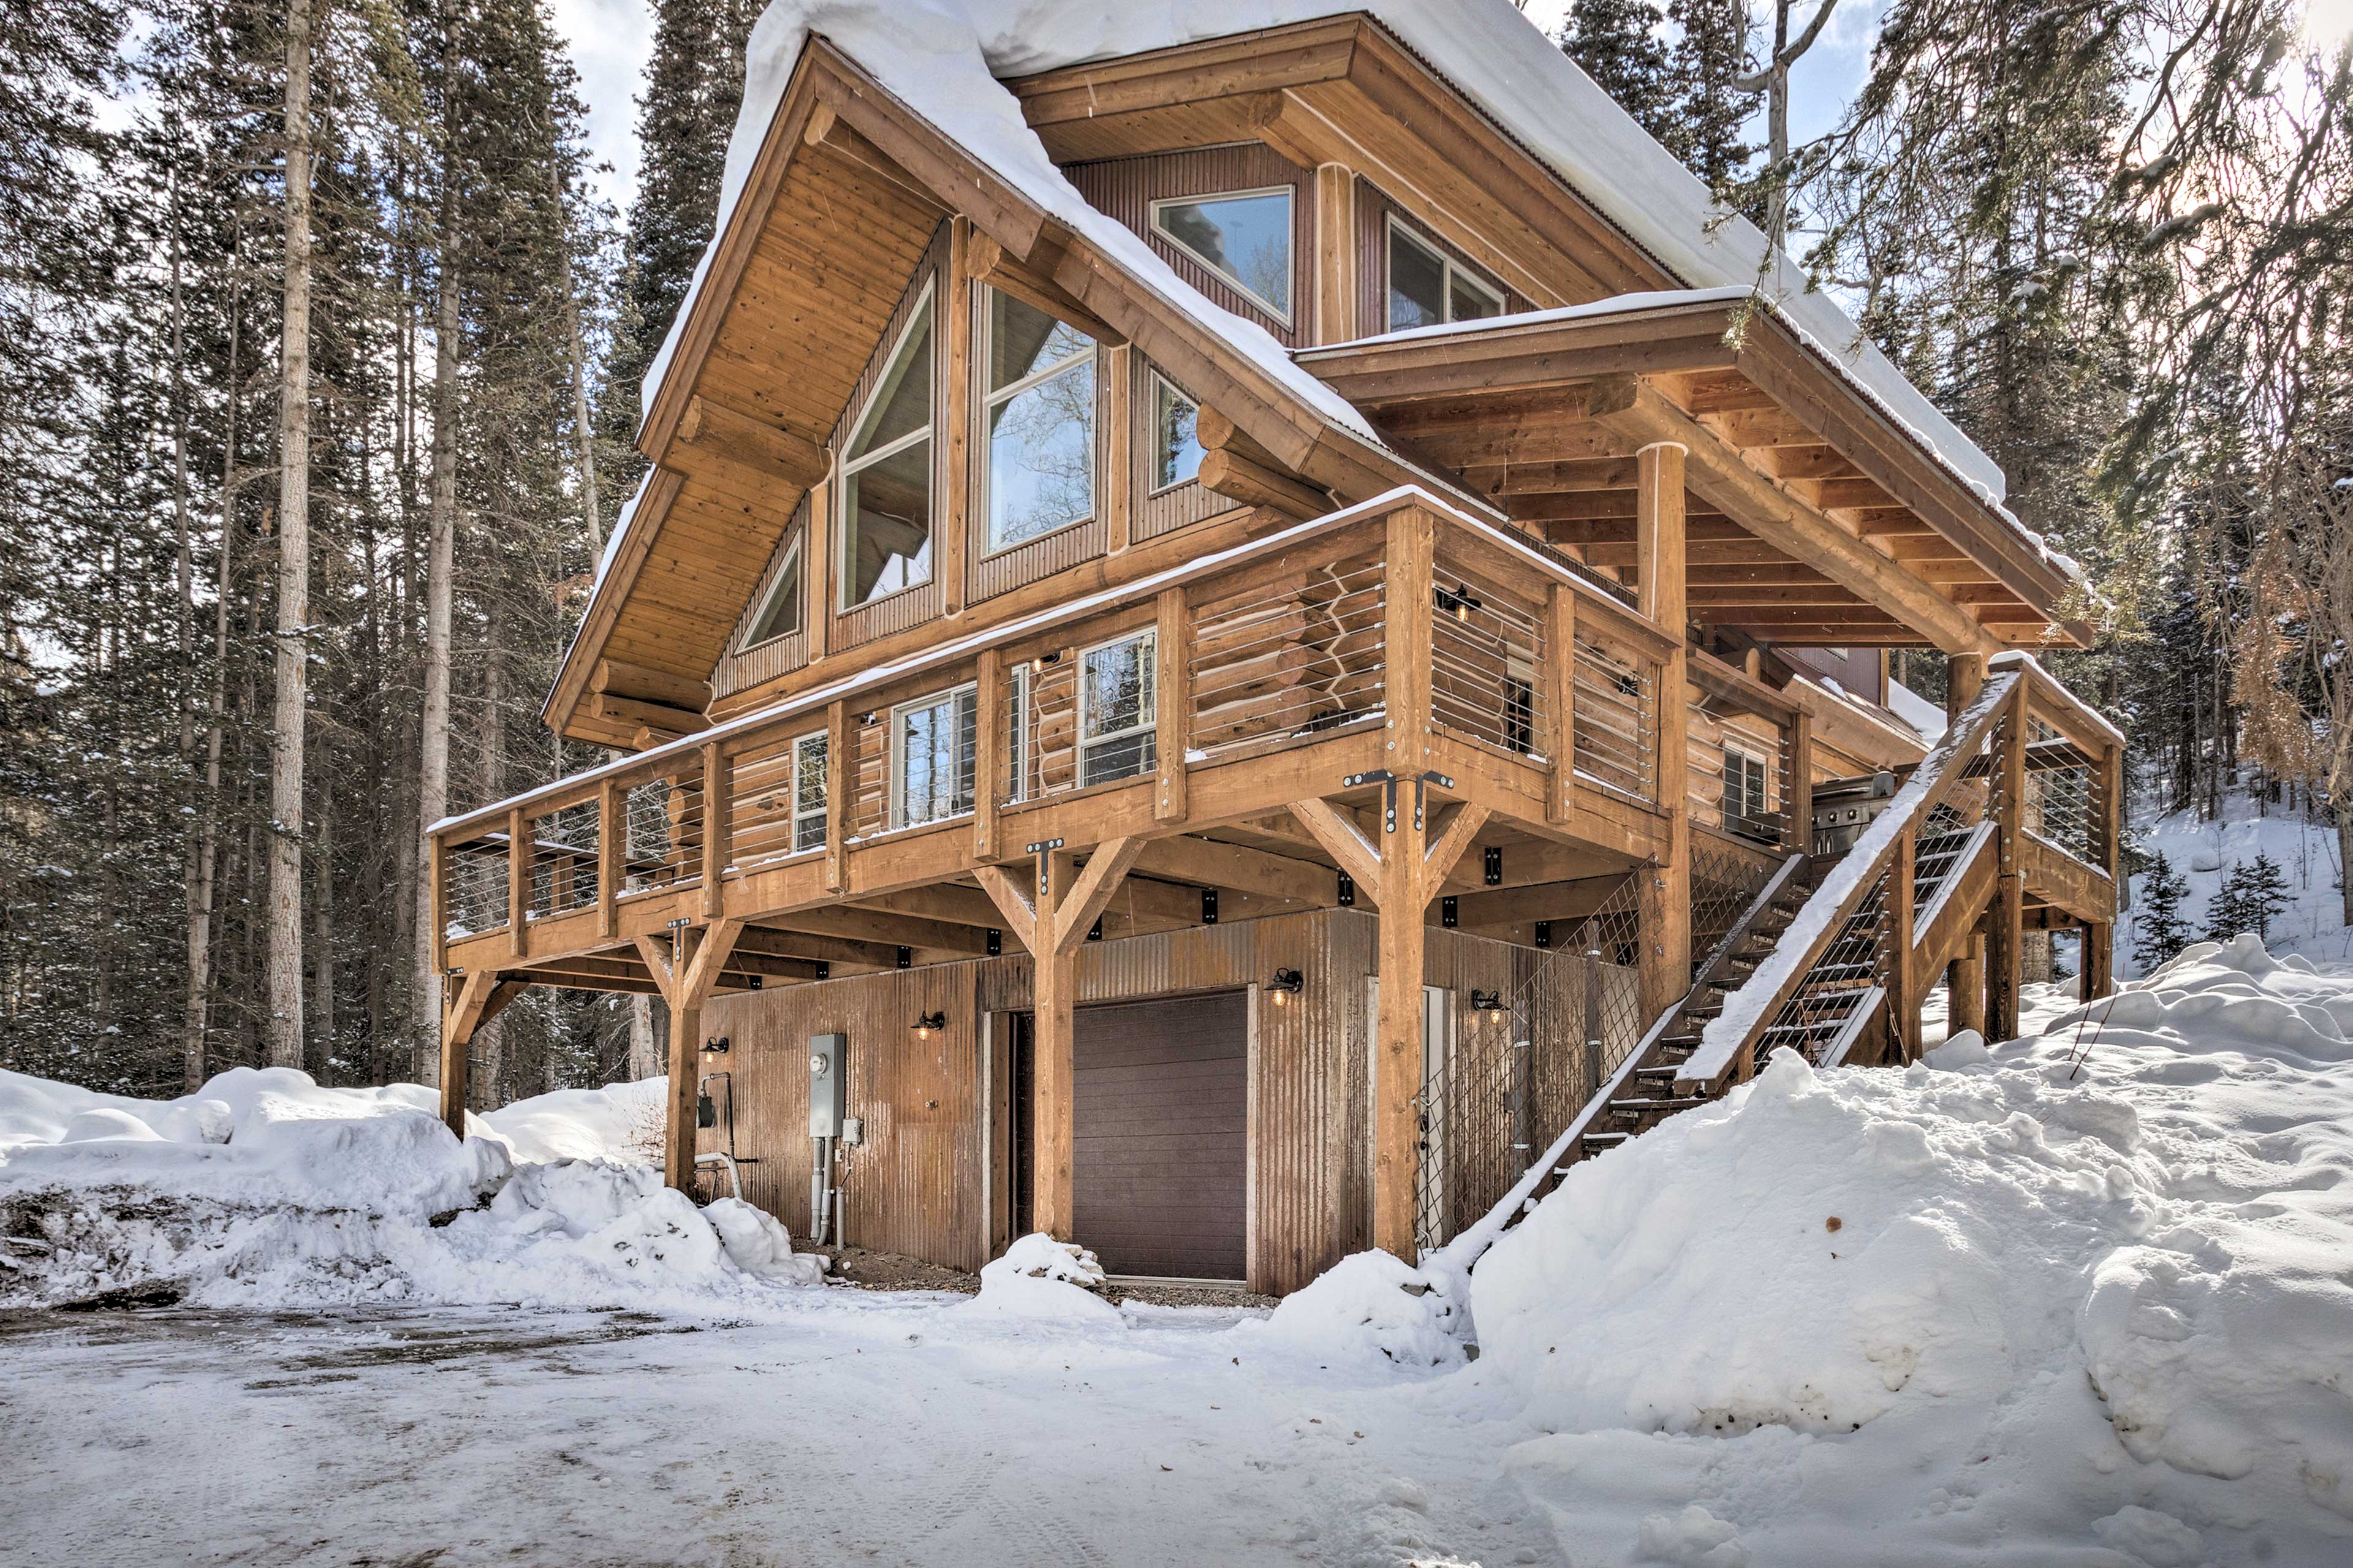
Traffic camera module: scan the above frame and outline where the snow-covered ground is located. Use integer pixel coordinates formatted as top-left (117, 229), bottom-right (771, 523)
top-left (8, 936), bottom-right (2353, 1564)
top-left (2126, 792), bottom-right (2349, 972)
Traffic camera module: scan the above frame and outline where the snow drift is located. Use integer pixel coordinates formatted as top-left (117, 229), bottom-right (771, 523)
top-left (0, 1067), bottom-right (823, 1309)
top-left (1474, 934), bottom-right (2353, 1564)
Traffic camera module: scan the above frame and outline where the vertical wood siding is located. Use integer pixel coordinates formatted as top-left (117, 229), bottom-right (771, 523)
top-left (1067, 146), bottom-right (1312, 348)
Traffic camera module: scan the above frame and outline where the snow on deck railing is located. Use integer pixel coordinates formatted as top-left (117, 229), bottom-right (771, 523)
top-left (1674, 670), bottom-right (2023, 1088)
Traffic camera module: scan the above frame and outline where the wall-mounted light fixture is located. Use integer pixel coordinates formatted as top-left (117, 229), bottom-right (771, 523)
top-left (1266, 967), bottom-right (1305, 1006)
top-left (1434, 581), bottom-right (1483, 621)
top-left (1468, 990), bottom-right (1505, 1024)
top-left (912, 1010), bottom-right (947, 1040)
top-left (702, 1035), bottom-right (731, 1060)
top-left (1030, 649), bottom-right (1064, 673)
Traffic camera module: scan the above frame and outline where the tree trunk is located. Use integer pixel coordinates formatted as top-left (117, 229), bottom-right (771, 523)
top-left (313, 797), bottom-right (336, 1070)
top-left (266, 0), bottom-right (317, 1069)
top-left (416, 211), bottom-right (460, 1080)
top-left (550, 159), bottom-right (602, 550)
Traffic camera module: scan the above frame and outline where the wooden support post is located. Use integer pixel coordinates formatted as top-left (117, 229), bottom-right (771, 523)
top-left (1635, 442), bottom-right (1690, 1024)
top-left (1031, 849), bottom-right (1076, 1238)
top-left (506, 806), bottom-right (529, 960)
top-left (1990, 681), bottom-right (2028, 1042)
top-left (1944, 651), bottom-right (1987, 1038)
top-left (974, 647), bottom-right (1002, 860)
top-left (940, 219), bottom-right (970, 618)
top-left (825, 699), bottom-right (850, 893)
top-left (427, 830), bottom-right (450, 976)
top-left (1543, 585), bottom-right (1576, 825)
top-left (1155, 586), bottom-right (1191, 823)
top-left (1313, 163), bottom-right (1355, 346)
top-left (1788, 711), bottom-right (1814, 854)
top-left (1103, 344), bottom-right (1132, 555)
top-left (700, 739), bottom-right (729, 920)
top-left (1373, 787), bottom-right (1428, 1262)
top-left (2083, 922), bottom-right (2114, 1001)
top-left (635, 917), bottom-right (746, 1191)
top-left (438, 968), bottom-right (500, 1138)
top-left (596, 775), bottom-right (620, 940)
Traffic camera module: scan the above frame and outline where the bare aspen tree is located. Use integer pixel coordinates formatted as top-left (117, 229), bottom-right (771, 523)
top-left (267, 0), bottom-right (317, 1069)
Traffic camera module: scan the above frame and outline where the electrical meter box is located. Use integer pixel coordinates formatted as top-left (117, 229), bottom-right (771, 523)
top-left (808, 1033), bottom-right (847, 1138)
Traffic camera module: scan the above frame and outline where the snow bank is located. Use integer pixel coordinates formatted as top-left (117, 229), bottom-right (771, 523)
top-left (480, 1076), bottom-right (664, 1165)
top-left (2126, 791), bottom-right (2350, 975)
top-left (0, 1068), bottom-right (825, 1311)
top-left (1477, 934), bottom-right (2353, 1563)
top-left (966, 1232), bottom-right (1121, 1324)
top-left (1249, 1249), bottom-right (1466, 1367)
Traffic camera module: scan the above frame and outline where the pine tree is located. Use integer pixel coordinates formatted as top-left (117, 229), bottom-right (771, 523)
top-left (2207, 853), bottom-right (2292, 943)
top-left (1558, 0), bottom-right (1678, 148)
top-left (1664, 0), bottom-right (1757, 198)
top-left (2134, 853), bottom-right (2193, 968)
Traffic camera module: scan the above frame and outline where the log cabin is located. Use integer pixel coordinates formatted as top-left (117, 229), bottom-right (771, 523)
top-left (426, 4), bottom-right (2123, 1293)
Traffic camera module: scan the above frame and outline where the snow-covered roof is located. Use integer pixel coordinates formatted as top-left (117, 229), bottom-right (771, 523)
top-left (643, 0), bottom-right (2009, 508)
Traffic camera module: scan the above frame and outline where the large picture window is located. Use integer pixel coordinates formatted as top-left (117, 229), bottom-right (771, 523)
top-left (1150, 188), bottom-right (1293, 323)
top-left (891, 683), bottom-right (978, 830)
top-left (1386, 220), bottom-right (1504, 333)
top-left (981, 290), bottom-right (1096, 553)
top-left (840, 285), bottom-right (936, 608)
top-left (1078, 631), bottom-right (1156, 787)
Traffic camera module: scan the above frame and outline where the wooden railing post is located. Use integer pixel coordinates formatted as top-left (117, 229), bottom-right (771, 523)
top-left (1788, 711), bottom-right (1814, 854)
top-left (1544, 585), bottom-right (1576, 825)
top-left (700, 739), bottom-right (729, 920)
top-left (1383, 507), bottom-right (1434, 777)
top-left (506, 806), bottom-right (528, 961)
top-left (825, 699), bottom-right (850, 894)
top-left (596, 775), bottom-right (620, 941)
top-left (974, 646), bottom-right (1002, 859)
top-left (1889, 828), bottom-right (1918, 1061)
top-left (1154, 585), bottom-right (1191, 824)
top-left (1990, 682), bottom-right (2028, 1042)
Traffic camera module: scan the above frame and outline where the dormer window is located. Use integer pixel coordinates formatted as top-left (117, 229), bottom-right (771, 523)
top-left (1386, 220), bottom-right (1503, 333)
top-left (1151, 188), bottom-right (1293, 324)
top-left (741, 532), bottom-right (802, 646)
top-left (840, 283), bottom-right (936, 608)
top-left (981, 290), bottom-right (1096, 553)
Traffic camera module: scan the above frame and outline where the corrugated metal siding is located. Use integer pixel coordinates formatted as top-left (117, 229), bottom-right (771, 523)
top-left (1068, 146), bottom-right (1311, 348)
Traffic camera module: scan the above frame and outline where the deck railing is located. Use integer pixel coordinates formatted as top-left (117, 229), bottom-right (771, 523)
top-left (426, 490), bottom-right (1679, 968)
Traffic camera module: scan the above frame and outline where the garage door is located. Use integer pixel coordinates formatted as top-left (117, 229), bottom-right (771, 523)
top-left (1072, 993), bottom-right (1248, 1281)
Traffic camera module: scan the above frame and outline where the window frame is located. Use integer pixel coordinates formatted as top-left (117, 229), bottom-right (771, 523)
top-left (738, 531), bottom-right (805, 651)
top-left (887, 680), bottom-right (979, 831)
top-left (790, 730), bottom-right (828, 854)
top-left (1075, 628), bottom-right (1159, 789)
top-left (1384, 217), bottom-right (1506, 333)
top-left (838, 277), bottom-right (939, 612)
top-left (1724, 744), bottom-right (1771, 836)
top-left (1143, 371), bottom-right (1205, 498)
top-left (1148, 186), bottom-right (1297, 327)
top-left (976, 286), bottom-right (1099, 559)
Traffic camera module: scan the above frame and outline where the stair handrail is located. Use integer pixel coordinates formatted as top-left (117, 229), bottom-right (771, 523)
top-left (1673, 669), bottom-right (2023, 1093)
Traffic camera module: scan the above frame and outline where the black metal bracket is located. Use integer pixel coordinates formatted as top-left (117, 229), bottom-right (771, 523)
top-left (1341, 769), bottom-right (1456, 833)
top-left (1028, 838), bottom-right (1064, 896)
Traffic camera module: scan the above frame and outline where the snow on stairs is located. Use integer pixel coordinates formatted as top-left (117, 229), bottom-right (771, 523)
top-left (1545, 851), bottom-right (1817, 1175)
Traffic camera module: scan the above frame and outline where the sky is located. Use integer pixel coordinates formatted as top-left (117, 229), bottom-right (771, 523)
top-left (551, 0), bottom-right (2353, 213)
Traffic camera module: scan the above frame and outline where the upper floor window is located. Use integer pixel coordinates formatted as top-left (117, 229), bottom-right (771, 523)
top-left (1386, 221), bottom-right (1503, 333)
top-left (742, 532), bottom-right (803, 646)
top-left (891, 682), bottom-right (977, 829)
top-left (982, 290), bottom-right (1096, 553)
top-left (1151, 188), bottom-right (1293, 324)
top-left (1078, 630), bottom-right (1156, 787)
top-left (841, 284), bottom-right (936, 608)
top-left (1725, 746), bottom-right (1770, 839)
top-left (1148, 373), bottom-right (1203, 493)
top-left (791, 731), bottom-right (828, 852)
